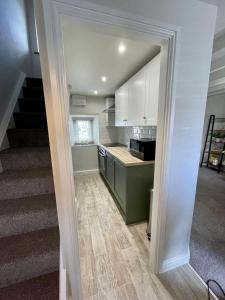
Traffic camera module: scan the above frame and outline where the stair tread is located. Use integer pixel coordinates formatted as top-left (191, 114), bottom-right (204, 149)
top-left (0, 227), bottom-right (59, 288)
top-left (26, 77), bottom-right (42, 81)
top-left (0, 271), bottom-right (58, 300)
top-left (18, 98), bottom-right (46, 113)
top-left (7, 128), bottom-right (48, 133)
top-left (0, 167), bottom-right (52, 181)
top-left (0, 194), bottom-right (56, 217)
top-left (23, 86), bottom-right (44, 100)
top-left (23, 86), bottom-right (43, 91)
top-left (0, 227), bottom-right (59, 265)
top-left (0, 194), bottom-right (58, 238)
top-left (0, 146), bottom-right (50, 155)
top-left (0, 147), bottom-right (51, 171)
top-left (13, 112), bottom-right (47, 129)
top-left (14, 112), bottom-right (46, 116)
top-left (0, 167), bottom-right (54, 201)
top-left (19, 98), bottom-right (45, 103)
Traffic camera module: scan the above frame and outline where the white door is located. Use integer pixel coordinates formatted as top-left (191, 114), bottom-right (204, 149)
top-left (145, 54), bottom-right (160, 126)
top-left (115, 84), bottom-right (128, 126)
top-left (128, 68), bottom-right (146, 126)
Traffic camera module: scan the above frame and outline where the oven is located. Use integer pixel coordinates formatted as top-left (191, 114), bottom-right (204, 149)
top-left (98, 146), bottom-right (106, 176)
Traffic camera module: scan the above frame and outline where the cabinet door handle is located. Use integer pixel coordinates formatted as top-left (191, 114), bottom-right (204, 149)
top-left (143, 116), bottom-right (147, 119)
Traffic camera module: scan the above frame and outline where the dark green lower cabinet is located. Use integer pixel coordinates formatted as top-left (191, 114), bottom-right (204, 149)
top-left (105, 152), bottom-right (115, 190)
top-left (101, 150), bottom-right (155, 225)
top-left (114, 160), bottom-right (126, 212)
top-left (125, 164), bottom-right (154, 224)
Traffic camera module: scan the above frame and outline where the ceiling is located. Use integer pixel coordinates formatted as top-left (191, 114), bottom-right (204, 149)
top-left (62, 16), bottom-right (160, 96)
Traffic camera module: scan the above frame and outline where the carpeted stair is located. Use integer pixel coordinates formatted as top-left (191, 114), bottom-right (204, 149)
top-left (0, 77), bottom-right (59, 299)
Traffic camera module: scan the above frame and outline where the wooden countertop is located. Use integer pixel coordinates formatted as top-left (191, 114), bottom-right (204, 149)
top-left (100, 145), bottom-right (154, 167)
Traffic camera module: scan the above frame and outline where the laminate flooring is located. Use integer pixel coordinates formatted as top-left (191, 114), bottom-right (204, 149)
top-left (74, 173), bottom-right (216, 300)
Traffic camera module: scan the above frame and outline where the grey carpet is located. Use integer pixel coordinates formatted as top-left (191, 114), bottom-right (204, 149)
top-left (0, 167), bottom-right (54, 200)
top-left (0, 194), bottom-right (58, 238)
top-left (0, 227), bottom-right (59, 288)
top-left (190, 168), bottom-right (225, 299)
top-left (0, 147), bottom-right (51, 171)
top-left (0, 77), bottom-right (59, 297)
top-left (0, 272), bottom-right (59, 300)
top-left (7, 128), bottom-right (49, 147)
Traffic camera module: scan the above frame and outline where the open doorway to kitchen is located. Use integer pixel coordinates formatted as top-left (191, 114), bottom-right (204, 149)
top-left (62, 15), bottom-right (164, 298)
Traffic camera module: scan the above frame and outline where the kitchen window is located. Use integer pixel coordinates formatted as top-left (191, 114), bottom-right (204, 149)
top-left (70, 115), bottom-right (99, 146)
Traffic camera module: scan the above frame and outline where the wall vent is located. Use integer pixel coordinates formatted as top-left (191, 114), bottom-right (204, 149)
top-left (71, 94), bottom-right (87, 106)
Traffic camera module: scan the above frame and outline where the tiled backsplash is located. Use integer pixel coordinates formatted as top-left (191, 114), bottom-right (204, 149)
top-left (132, 126), bottom-right (157, 140)
top-left (117, 126), bottom-right (157, 145)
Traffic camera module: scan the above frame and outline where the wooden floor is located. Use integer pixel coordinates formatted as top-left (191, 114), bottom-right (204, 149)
top-left (75, 173), bottom-right (215, 300)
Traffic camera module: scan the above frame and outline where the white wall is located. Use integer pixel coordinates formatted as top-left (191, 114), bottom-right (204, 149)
top-left (71, 145), bottom-right (98, 173)
top-left (78, 0), bottom-right (217, 271)
top-left (70, 96), bottom-right (117, 172)
top-left (201, 0), bottom-right (225, 35)
top-left (0, 0), bottom-right (32, 123)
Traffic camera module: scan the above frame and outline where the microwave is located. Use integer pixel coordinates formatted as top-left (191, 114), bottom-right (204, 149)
top-left (130, 138), bottom-right (156, 161)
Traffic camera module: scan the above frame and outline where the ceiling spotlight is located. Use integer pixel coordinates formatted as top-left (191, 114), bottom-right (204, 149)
top-left (101, 76), bottom-right (107, 82)
top-left (94, 90), bottom-right (98, 95)
top-left (118, 42), bottom-right (126, 54)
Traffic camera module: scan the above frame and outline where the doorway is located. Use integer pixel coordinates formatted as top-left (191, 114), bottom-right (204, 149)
top-left (62, 16), bottom-right (164, 298)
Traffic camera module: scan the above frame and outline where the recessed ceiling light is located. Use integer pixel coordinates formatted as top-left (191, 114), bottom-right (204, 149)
top-left (94, 90), bottom-right (98, 95)
top-left (118, 42), bottom-right (126, 54)
top-left (101, 76), bottom-right (107, 82)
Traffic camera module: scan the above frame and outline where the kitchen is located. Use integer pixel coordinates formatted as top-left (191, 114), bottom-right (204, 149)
top-left (63, 15), bottom-right (161, 298)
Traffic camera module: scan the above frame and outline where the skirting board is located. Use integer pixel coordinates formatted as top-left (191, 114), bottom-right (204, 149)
top-left (0, 72), bottom-right (25, 148)
top-left (160, 252), bottom-right (190, 273)
top-left (74, 169), bottom-right (99, 176)
top-left (188, 264), bottom-right (219, 300)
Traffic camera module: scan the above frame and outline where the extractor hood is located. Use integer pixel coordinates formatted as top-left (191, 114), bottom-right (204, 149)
top-left (103, 97), bottom-right (115, 126)
top-left (103, 103), bottom-right (115, 113)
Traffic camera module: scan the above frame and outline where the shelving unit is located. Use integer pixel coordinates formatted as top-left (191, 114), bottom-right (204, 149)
top-left (200, 114), bottom-right (225, 173)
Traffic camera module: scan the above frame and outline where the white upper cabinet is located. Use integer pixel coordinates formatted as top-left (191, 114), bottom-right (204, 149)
top-left (127, 68), bottom-right (146, 126)
top-left (115, 53), bottom-right (160, 127)
top-left (145, 54), bottom-right (160, 126)
top-left (115, 83), bottom-right (128, 126)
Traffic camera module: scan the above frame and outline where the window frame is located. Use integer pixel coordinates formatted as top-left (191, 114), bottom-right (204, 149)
top-left (69, 114), bottom-right (100, 147)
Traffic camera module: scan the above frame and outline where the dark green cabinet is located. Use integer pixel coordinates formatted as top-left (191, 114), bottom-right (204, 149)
top-left (114, 160), bottom-right (126, 211)
top-left (106, 152), bottom-right (114, 189)
top-left (125, 164), bottom-right (154, 224)
top-left (98, 147), bottom-right (155, 224)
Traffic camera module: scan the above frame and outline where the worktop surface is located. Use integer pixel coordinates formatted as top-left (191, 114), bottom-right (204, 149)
top-left (100, 145), bottom-right (154, 167)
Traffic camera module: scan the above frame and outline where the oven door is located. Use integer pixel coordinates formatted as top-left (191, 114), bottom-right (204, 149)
top-left (99, 150), bottom-right (106, 177)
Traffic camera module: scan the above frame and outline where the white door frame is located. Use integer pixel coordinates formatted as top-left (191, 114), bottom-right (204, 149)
top-left (34, 1), bottom-right (180, 299)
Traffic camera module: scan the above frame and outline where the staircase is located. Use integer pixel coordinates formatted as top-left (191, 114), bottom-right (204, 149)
top-left (0, 78), bottom-right (59, 299)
